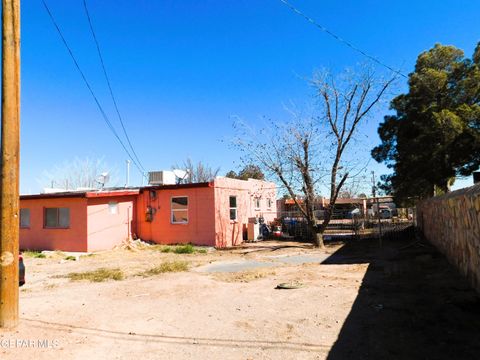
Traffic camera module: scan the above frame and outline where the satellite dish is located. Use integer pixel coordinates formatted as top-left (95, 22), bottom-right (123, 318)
top-left (101, 172), bottom-right (110, 183)
top-left (97, 172), bottom-right (110, 188)
top-left (173, 169), bottom-right (188, 180)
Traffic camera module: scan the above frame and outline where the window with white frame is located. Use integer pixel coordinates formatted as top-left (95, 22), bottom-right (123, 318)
top-left (20, 208), bottom-right (30, 228)
top-left (254, 197), bottom-right (261, 209)
top-left (171, 196), bottom-right (188, 224)
top-left (108, 201), bottom-right (118, 215)
top-left (44, 207), bottom-right (70, 228)
top-left (229, 196), bottom-right (237, 221)
top-left (267, 198), bottom-right (272, 209)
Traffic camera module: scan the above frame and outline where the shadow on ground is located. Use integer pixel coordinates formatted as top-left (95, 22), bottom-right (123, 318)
top-left (324, 235), bottom-right (480, 360)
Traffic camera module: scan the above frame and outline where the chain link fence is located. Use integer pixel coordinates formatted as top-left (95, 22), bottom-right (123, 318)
top-left (279, 208), bottom-right (415, 242)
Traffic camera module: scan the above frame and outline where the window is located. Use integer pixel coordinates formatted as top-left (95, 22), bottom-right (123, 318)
top-left (171, 197), bottom-right (188, 224)
top-left (44, 208), bottom-right (70, 228)
top-left (254, 197), bottom-right (261, 209)
top-left (267, 198), bottom-right (272, 209)
top-left (108, 201), bottom-right (118, 215)
top-left (20, 208), bottom-right (30, 228)
top-left (229, 196), bottom-right (237, 221)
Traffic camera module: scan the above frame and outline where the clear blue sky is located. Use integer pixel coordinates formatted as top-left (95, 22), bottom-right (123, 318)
top-left (19, 0), bottom-right (479, 194)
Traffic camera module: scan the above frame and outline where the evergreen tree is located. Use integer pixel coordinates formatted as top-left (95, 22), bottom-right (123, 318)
top-left (372, 43), bottom-right (480, 204)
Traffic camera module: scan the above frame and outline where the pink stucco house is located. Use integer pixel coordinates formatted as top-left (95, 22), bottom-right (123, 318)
top-left (20, 189), bottom-right (139, 252)
top-left (136, 177), bottom-right (276, 248)
top-left (19, 177), bottom-right (277, 251)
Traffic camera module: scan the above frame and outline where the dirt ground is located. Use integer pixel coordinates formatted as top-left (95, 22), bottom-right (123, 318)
top-left (1, 237), bottom-right (479, 360)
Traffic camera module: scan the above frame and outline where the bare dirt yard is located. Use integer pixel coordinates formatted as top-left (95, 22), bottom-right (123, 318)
top-left (1, 237), bottom-right (479, 360)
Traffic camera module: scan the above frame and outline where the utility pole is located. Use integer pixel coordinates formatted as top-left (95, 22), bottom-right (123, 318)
top-left (0, 0), bottom-right (21, 329)
top-left (371, 171), bottom-right (382, 247)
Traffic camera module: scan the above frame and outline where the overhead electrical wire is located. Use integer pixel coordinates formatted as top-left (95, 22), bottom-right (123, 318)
top-left (279, 0), bottom-right (407, 79)
top-left (41, 0), bottom-right (147, 179)
top-left (82, 0), bottom-right (146, 174)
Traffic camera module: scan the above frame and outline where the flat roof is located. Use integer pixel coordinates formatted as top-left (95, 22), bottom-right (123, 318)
top-left (20, 182), bottom-right (214, 200)
top-left (139, 182), bottom-right (212, 192)
top-left (20, 188), bottom-right (140, 200)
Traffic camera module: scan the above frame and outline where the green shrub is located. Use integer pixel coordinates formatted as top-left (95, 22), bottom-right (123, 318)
top-left (153, 244), bottom-right (207, 254)
top-left (23, 251), bottom-right (46, 259)
top-left (173, 244), bottom-right (195, 254)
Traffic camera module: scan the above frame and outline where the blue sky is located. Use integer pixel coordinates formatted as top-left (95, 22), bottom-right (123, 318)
top-left (19, 0), bottom-right (479, 194)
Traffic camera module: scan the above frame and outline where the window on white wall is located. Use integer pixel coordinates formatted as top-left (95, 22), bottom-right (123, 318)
top-left (267, 198), bottom-right (272, 209)
top-left (254, 197), bottom-right (261, 209)
top-left (108, 201), bottom-right (119, 215)
top-left (44, 207), bottom-right (70, 228)
top-left (20, 208), bottom-right (30, 228)
top-left (171, 196), bottom-right (188, 224)
top-left (229, 196), bottom-right (237, 220)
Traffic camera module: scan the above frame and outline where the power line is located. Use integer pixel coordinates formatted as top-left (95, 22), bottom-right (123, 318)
top-left (41, 0), bottom-right (147, 179)
top-left (82, 0), bottom-right (146, 173)
top-left (279, 0), bottom-right (407, 79)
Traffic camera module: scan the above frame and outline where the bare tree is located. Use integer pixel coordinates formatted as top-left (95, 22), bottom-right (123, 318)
top-left (314, 69), bottom-right (396, 240)
top-left (234, 117), bottom-right (325, 245)
top-left (40, 156), bottom-right (118, 190)
top-left (234, 67), bottom-right (395, 247)
top-left (173, 158), bottom-right (220, 183)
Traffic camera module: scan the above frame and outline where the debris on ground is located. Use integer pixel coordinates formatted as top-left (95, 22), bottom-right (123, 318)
top-left (275, 281), bottom-right (305, 289)
top-left (115, 238), bottom-right (152, 251)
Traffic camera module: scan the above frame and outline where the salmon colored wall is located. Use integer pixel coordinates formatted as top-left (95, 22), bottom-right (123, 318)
top-left (20, 179), bottom-right (277, 251)
top-left (20, 197), bottom-right (88, 252)
top-left (86, 196), bottom-right (136, 252)
top-left (136, 186), bottom-right (216, 246)
top-left (213, 178), bottom-right (277, 247)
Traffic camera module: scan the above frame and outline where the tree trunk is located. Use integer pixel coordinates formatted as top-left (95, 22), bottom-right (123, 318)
top-left (314, 208), bottom-right (333, 248)
top-left (315, 231), bottom-right (324, 248)
top-left (434, 181), bottom-right (450, 196)
top-left (319, 209), bottom-right (333, 232)
top-left (440, 180), bottom-right (450, 194)
top-left (309, 222), bottom-right (324, 248)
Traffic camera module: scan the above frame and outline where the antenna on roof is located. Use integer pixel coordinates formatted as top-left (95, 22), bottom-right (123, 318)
top-left (96, 172), bottom-right (110, 189)
top-left (125, 160), bottom-right (131, 188)
top-left (173, 169), bottom-right (189, 184)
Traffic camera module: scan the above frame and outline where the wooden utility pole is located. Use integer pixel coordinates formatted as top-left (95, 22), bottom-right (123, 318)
top-left (0, 0), bottom-right (20, 329)
top-left (371, 171), bottom-right (382, 247)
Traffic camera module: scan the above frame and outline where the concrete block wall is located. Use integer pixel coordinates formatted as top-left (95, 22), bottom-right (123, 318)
top-left (417, 184), bottom-right (480, 293)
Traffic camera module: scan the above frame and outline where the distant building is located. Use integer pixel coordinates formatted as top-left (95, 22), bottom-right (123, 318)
top-left (276, 195), bottom-right (396, 219)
